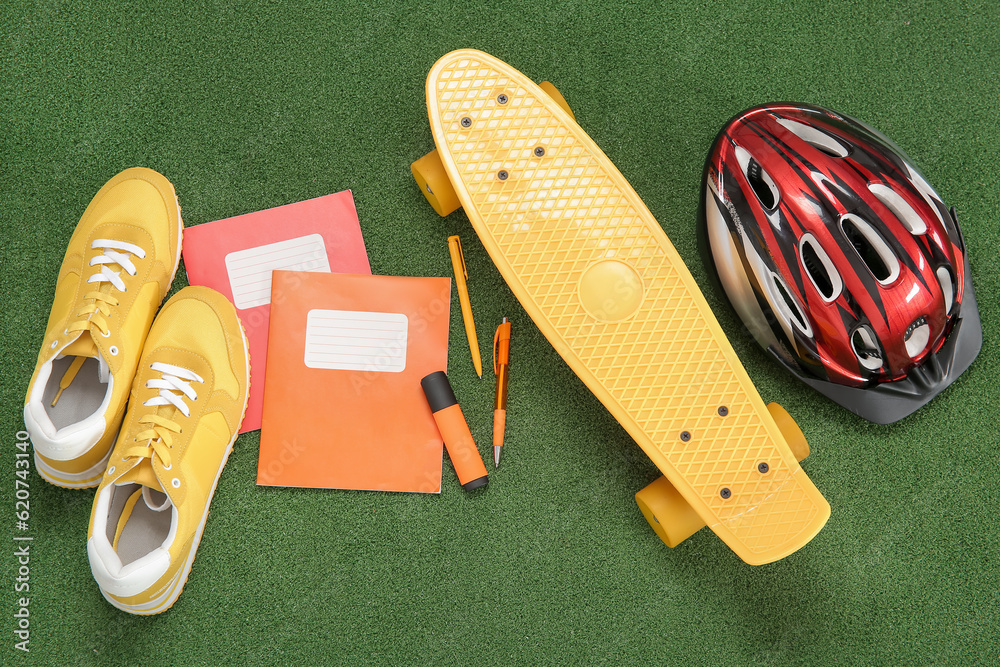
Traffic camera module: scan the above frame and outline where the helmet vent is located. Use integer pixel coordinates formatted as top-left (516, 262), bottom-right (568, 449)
top-left (868, 184), bottom-right (927, 235)
top-left (841, 214), bottom-right (900, 284)
top-left (904, 316), bottom-right (930, 358)
top-left (735, 146), bottom-right (780, 210)
top-left (851, 326), bottom-right (883, 371)
top-left (747, 157), bottom-right (777, 209)
top-left (777, 118), bottom-right (849, 158)
top-left (771, 273), bottom-right (808, 332)
top-left (799, 234), bottom-right (843, 302)
top-left (936, 267), bottom-right (954, 314)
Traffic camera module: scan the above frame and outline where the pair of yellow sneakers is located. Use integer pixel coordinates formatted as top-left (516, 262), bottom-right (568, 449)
top-left (22, 168), bottom-right (250, 615)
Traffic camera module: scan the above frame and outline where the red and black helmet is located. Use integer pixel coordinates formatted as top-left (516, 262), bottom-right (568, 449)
top-left (702, 103), bottom-right (981, 424)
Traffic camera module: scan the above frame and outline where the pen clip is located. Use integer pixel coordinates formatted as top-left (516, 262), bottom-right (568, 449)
top-left (493, 324), bottom-right (501, 375)
top-left (493, 318), bottom-right (509, 376)
top-left (451, 235), bottom-right (468, 281)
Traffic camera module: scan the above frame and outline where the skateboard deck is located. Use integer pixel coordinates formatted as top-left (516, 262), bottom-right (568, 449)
top-left (413, 49), bottom-right (829, 565)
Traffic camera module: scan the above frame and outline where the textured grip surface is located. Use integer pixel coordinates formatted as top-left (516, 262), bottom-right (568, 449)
top-left (426, 50), bottom-right (829, 563)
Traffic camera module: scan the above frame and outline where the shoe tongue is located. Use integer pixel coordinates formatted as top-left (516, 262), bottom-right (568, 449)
top-left (63, 330), bottom-right (98, 358)
top-left (141, 485), bottom-right (171, 512)
top-left (62, 331), bottom-right (111, 382)
top-left (116, 459), bottom-right (163, 493)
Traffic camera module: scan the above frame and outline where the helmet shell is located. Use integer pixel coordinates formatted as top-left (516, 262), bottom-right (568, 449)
top-left (702, 103), bottom-right (981, 423)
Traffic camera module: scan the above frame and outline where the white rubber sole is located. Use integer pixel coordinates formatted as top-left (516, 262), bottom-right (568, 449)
top-left (167, 184), bottom-right (184, 287)
top-left (34, 446), bottom-right (112, 489)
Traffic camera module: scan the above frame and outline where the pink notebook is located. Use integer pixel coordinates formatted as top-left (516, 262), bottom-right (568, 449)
top-left (182, 191), bottom-right (371, 432)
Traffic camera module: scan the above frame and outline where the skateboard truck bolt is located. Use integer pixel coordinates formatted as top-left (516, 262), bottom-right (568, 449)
top-left (718, 405), bottom-right (729, 416)
top-left (498, 170), bottom-right (509, 181)
top-left (680, 431), bottom-right (691, 442)
top-left (461, 117), bottom-right (472, 128)
top-left (720, 487), bottom-right (732, 499)
top-left (758, 462), bottom-right (769, 474)
top-left (534, 146), bottom-right (546, 157)
top-left (497, 93), bottom-right (509, 104)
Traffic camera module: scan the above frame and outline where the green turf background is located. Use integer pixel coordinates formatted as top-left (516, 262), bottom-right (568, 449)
top-left (2, 1), bottom-right (999, 665)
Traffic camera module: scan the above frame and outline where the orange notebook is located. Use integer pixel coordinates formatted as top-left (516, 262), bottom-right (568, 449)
top-left (258, 270), bottom-right (451, 493)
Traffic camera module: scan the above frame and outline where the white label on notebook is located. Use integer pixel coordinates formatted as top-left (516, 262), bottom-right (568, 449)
top-left (304, 310), bottom-right (408, 372)
top-left (225, 234), bottom-right (330, 309)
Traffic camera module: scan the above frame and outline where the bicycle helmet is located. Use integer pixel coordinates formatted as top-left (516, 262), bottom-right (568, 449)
top-left (702, 103), bottom-right (981, 424)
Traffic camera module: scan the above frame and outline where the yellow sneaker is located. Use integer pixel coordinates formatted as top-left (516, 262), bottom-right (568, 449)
top-left (86, 286), bottom-right (250, 615)
top-left (23, 168), bottom-right (183, 488)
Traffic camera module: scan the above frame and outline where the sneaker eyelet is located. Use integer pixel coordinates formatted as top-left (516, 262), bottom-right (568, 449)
top-left (163, 463), bottom-right (172, 471)
top-left (108, 466), bottom-right (115, 475)
top-left (171, 478), bottom-right (181, 488)
top-left (101, 329), bottom-right (111, 338)
top-left (50, 341), bottom-right (58, 349)
top-left (109, 346), bottom-right (119, 356)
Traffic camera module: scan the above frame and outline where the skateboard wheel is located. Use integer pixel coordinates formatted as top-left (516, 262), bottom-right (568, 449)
top-left (767, 403), bottom-right (810, 462)
top-left (635, 475), bottom-right (705, 548)
top-left (538, 81), bottom-right (575, 121)
top-left (411, 148), bottom-right (462, 217)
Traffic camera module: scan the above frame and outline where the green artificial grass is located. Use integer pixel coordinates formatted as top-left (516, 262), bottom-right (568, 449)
top-left (3, 1), bottom-right (999, 664)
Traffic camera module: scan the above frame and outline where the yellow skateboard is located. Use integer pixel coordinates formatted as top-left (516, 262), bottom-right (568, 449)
top-left (411, 49), bottom-right (829, 565)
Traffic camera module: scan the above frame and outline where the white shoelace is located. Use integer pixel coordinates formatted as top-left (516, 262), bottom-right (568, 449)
top-left (66, 239), bottom-right (148, 339)
top-left (87, 239), bottom-right (146, 292)
top-left (143, 363), bottom-right (204, 417)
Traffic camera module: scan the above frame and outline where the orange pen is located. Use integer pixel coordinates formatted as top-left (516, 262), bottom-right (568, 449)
top-left (492, 317), bottom-right (511, 468)
top-left (448, 235), bottom-right (483, 377)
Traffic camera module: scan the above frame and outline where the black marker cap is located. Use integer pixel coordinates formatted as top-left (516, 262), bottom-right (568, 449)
top-left (420, 371), bottom-right (458, 413)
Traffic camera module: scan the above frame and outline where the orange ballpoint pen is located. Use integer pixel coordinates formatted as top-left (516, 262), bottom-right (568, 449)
top-left (492, 317), bottom-right (511, 468)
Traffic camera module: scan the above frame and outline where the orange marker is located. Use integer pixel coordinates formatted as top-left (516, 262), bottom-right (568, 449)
top-left (492, 317), bottom-right (511, 468)
top-left (420, 371), bottom-right (489, 491)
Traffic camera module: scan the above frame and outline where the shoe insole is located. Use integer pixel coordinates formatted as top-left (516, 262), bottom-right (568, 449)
top-left (109, 485), bottom-right (173, 567)
top-left (42, 356), bottom-right (108, 430)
